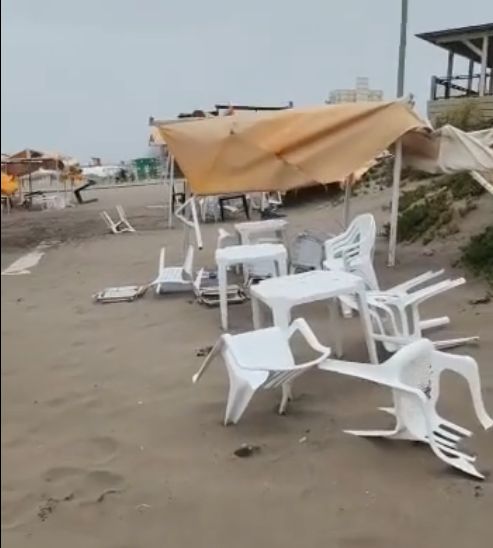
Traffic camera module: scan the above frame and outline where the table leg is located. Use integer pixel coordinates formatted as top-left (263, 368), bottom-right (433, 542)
top-left (277, 256), bottom-right (288, 277)
top-left (218, 264), bottom-right (228, 330)
top-left (329, 298), bottom-right (343, 358)
top-left (272, 306), bottom-right (291, 330)
top-left (356, 289), bottom-right (378, 364)
top-left (242, 195), bottom-right (250, 220)
top-left (251, 296), bottom-right (262, 329)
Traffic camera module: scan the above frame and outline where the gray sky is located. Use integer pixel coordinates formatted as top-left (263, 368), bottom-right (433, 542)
top-left (1, 0), bottom-right (491, 163)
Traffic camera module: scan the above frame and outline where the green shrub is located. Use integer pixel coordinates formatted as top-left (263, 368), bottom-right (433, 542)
top-left (397, 190), bottom-right (452, 242)
top-left (435, 101), bottom-right (493, 131)
top-left (461, 226), bottom-right (493, 285)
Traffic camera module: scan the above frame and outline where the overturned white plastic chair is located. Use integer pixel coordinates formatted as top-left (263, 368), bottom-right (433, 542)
top-left (193, 318), bottom-right (331, 425)
top-left (152, 245), bottom-right (195, 294)
top-left (320, 338), bottom-right (492, 479)
top-left (365, 279), bottom-right (479, 351)
top-left (100, 205), bottom-right (136, 234)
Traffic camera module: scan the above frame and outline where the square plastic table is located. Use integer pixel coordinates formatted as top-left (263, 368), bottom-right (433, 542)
top-left (234, 219), bottom-right (288, 246)
top-left (250, 270), bottom-right (378, 364)
top-left (215, 243), bottom-right (288, 330)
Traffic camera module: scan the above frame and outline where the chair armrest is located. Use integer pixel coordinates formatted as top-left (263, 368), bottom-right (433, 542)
top-left (288, 318), bottom-right (332, 356)
top-left (192, 338), bottom-right (223, 383)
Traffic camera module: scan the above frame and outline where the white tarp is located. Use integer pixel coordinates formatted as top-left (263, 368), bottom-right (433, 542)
top-left (405, 125), bottom-right (493, 174)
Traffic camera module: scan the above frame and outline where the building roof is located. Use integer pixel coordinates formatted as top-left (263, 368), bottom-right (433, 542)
top-left (416, 23), bottom-right (493, 68)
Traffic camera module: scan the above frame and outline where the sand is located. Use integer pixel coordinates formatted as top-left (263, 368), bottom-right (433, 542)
top-left (1, 184), bottom-right (492, 548)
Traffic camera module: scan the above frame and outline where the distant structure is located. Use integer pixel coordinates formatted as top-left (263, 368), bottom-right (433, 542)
top-left (327, 77), bottom-right (383, 104)
top-left (416, 23), bottom-right (493, 124)
top-left (174, 102), bottom-right (294, 119)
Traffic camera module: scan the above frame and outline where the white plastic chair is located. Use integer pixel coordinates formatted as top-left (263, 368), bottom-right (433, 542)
top-left (290, 231), bottom-right (331, 273)
top-left (323, 213), bottom-right (378, 290)
top-left (193, 318), bottom-right (331, 424)
top-left (199, 196), bottom-right (220, 222)
top-left (323, 214), bottom-right (465, 332)
top-left (152, 245), bottom-right (195, 294)
top-left (320, 338), bottom-right (492, 479)
top-left (365, 279), bottom-right (479, 351)
top-left (100, 205), bottom-right (136, 234)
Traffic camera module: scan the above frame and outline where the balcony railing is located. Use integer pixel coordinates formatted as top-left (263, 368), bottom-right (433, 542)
top-left (430, 73), bottom-right (492, 100)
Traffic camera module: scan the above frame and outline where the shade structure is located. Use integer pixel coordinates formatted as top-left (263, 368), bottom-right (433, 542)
top-left (154, 101), bottom-right (427, 195)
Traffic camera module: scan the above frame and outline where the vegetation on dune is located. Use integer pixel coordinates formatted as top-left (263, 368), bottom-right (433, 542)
top-left (460, 226), bottom-right (493, 286)
top-left (434, 101), bottom-right (493, 132)
top-left (390, 171), bottom-right (485, 243)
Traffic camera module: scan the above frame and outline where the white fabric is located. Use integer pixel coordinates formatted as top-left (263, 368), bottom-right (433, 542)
top-left (406, 125), bottom-right (493, 174)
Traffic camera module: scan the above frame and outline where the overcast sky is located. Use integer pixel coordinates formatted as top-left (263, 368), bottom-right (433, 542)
top-left (1, 0), bottom-right (491, 163)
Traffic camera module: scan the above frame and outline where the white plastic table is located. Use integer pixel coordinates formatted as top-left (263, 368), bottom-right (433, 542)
top-left (234, 219), bottom-right (288, 245)
top-left (250, 270), bottom-right (378, 364)
top-left (215, 243), bottom-right (288, 330)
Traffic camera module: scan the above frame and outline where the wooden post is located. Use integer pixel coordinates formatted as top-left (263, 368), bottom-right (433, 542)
top-left (445, 50), bottom-right (454, 98)
top-left (479, 35), bottom-right (489, 97)
top-left (387, 139), bottom-right (403, 267)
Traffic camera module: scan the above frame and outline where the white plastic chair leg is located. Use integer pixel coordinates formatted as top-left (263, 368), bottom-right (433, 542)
top-left (218, 264), bottom-right (229, 330)
top-left (279, 383), bottom-right (292, 415)
top-left (329, 299), bottom-right (343, 358)
top-left (224, 382), bottom-right (257, 425)
top-left (420, 316), bottom-right (450, 330)
top-left (432, 336), bottom-right (480, 349)
top-left (344, 427), bottom-right (402, 438)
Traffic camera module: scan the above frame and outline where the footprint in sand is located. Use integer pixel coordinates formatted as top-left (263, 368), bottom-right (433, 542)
top-left (42, 466), bottom-right (85, 483)
top-left (79, 470), bottom-right (125, 505)
top-left (67, 436), bottom-right (119, 465)
top-left (41, 467), bottom-right (124, 507)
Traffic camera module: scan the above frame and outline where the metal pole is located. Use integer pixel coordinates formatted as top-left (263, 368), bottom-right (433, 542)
top-left (388, 140), bottom-right (403, 267)
top-left (343, 174), bottom-right (353, 229)
top-left (388, 0), bottom-right (408, 267)
top-left (396, 0), bottom-right (408, 97)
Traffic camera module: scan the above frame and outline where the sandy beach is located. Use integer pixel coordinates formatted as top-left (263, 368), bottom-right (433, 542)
top-left (2, 183), bottom-right (492, 548)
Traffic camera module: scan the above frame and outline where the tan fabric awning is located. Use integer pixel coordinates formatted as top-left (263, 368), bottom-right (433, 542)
top-left (154, 101), bottom-right (426, 195)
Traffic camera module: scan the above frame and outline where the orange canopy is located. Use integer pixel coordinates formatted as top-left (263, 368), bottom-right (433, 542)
top-left (154, 101), bottom-right (427, 195)
top-left (1, 172), bottom-right (19, 196)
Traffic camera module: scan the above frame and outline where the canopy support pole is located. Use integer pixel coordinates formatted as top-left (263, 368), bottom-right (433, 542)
top-left (167, 157), bottom-right (175, 228)
top-left (343, 174), bottom-right (354, 229)
top-left (387, 139), bottom-right (403, 267)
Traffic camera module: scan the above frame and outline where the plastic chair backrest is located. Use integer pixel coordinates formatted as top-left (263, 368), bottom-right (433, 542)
top-left (327, 213), bottom-right (376, 261)
top-left (291, 232), bottom-right (325, 271)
